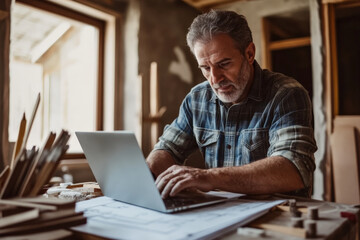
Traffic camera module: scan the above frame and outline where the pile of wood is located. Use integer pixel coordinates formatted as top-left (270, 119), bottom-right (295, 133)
top-left (0, 93), bottom-right (71, 199)
top-left (0, 130), bottom-right (70, 198)
top-left (0, 196), bottom-right (86, 239)
top-left (0, 93), bottom-right (85, 238)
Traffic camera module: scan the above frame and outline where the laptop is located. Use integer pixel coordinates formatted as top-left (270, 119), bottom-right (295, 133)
top-left (75, 131), bottom-right (229, 213)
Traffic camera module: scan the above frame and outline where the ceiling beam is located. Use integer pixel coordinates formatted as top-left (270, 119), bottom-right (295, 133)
top-left (182, 0), bottom-right (242, 9)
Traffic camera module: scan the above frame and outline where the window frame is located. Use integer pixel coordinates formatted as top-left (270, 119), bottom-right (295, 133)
top-left (322, 0), bottom-right (360, 132)
top-left (15, 0), bottom-right (106, 159)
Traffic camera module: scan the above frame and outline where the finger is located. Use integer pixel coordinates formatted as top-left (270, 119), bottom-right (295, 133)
top-left (155, 165), bottom-right (178, 185)
top-left (156, 172), bottom-right (173, 193)
top-left (169, 178), bottom-right (194, 197)
top-left (161, 175), bottom-right (184, 199)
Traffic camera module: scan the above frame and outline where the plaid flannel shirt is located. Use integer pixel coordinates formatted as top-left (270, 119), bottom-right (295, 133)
top-left (154, 61), bottom-right (317, 195)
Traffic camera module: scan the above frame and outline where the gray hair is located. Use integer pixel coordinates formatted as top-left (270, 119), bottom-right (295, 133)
top-left (186, 10), bottom-right (253, 55)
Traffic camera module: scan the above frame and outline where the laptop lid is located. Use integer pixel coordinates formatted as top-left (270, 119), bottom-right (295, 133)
top-left (76, 131), bottom-right (227, 213)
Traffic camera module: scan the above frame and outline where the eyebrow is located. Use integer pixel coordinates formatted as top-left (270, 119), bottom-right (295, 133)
top-left (198, 58), bottom-right (232, 69)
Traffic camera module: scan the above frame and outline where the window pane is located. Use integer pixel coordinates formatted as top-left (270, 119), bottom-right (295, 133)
top-left (10, 3), bottom-right (99, 153)
top-left (336, 6), bottom-right (360, 115)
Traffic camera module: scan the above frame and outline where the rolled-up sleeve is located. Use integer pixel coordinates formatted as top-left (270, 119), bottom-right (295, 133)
top-left (269, 125), bottom-right (317, 188)
top-left (268, 86), bottom-right (317, 189)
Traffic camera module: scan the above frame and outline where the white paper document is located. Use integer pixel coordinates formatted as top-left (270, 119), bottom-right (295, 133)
top-left (72, 196), bottom-right (284, 240)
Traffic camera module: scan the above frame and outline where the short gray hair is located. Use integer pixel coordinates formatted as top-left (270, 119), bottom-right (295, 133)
top-left (186, 10), bottom-right (253, 55)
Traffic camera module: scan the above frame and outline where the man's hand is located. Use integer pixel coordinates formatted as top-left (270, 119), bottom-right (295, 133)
top-left (155, 165), bottom-right (214, 199)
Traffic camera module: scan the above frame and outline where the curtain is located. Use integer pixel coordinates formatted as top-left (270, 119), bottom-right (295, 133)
top-left (0, 0), bottom-right (11, 170)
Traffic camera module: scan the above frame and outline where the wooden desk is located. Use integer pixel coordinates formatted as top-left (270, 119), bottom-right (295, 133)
top-left (222, 195), bottom-right (359, 240)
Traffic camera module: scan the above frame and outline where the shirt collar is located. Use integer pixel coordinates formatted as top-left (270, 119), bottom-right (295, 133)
top-left (209, 60), bottom-right (264, 104)
top-left (246, 60), bottom-right (263, 102)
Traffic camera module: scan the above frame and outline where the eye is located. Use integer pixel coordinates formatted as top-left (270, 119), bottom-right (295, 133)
top-left (218, 61), bottom-right (231, 69)
top-left (199, 66), bottom-right (210, 72)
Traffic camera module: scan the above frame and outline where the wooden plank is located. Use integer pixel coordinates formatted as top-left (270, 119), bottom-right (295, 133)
top-left (268, 37), bottom-right (311, 51)
top-left (322, 0), bottom-right (356, 4)
top-left (0, 209), bottom-right (39, 228)
top-left (329, 6), bottom-right (339, 117)
top-left (0, 199), bottom-right (57, 211)
top-left (250, 223), bottom-right (306, 238)
top-left (182, 0), bottom-right (237, 8)
top-left (0, 9), bottom-right (8, 20)
top-left (261, 18), bottom-right (271, 69)
top-left (323, 3), bottom-right (334, 134)
top-left (330, 125), bottom-right (360, 204)
top-left (11, 113), bottom-right (27, 170)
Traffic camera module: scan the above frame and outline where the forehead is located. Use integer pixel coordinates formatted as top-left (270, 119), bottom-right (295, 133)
top-left (193, 34), bottom-right (241, 63)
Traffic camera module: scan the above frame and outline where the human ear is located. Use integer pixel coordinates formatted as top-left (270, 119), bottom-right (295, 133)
top-left (245, 42), bottom-right (255, 64)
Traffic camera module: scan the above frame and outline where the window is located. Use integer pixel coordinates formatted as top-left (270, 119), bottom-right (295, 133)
top-left (262, 8), bottom-right (313, 100)
top-left (10, 0), bottom-right (105, 156)
top-left (323, 1), bottom-right (360, 125)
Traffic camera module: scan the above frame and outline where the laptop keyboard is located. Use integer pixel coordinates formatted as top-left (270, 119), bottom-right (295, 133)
top-left (164, 197), bottom-right (198, 208)
top-left (163, 193), bottom-right (224, 209)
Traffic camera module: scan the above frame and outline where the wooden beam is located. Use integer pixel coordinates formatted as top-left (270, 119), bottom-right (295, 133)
top-left (322, 0), bottom-right (356, 4)
top-left (268, 37), bottom-right (311, 51)
top-left (182, 0), bottom-right (238, 9)
top-left (261, 18), bottom-right (271, 69)
top-left (0, 9), bottom-right (8, 20)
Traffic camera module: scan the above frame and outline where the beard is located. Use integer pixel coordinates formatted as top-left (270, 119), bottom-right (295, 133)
top-left (211, 60), bottom-right (252, 104)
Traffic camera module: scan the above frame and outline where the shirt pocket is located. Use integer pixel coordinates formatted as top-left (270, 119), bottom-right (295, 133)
top-left (194, 127), bottom-right (220, 162)
top-left (240, 128), bottom-right (269, 164)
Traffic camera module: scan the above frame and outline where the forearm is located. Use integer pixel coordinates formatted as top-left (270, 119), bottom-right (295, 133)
top-left (208, 156), bottom-right (304, 194)
top-left (146, 150), bottom-right (177, 177)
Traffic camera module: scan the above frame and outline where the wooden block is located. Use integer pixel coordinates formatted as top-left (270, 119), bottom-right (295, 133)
top-left (250, 222), bottom-right (306, 238)
top-left (330, 125), bottom-right (360, 204)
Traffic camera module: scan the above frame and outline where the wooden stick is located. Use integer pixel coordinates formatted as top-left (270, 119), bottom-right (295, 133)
top-left (20, 93), bottom-right (40, 151)
top-left (150, 62), bottom-right (159, 148)
top-left (19, 132), bottom-right (56, 197)
top-left (11, 113), bottom-right (27, 170)
top-left (0, 166), bottom-right (10, 191)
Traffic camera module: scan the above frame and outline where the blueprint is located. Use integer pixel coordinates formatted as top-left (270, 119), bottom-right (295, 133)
top-left (72, 196), bottom-right (284, 240)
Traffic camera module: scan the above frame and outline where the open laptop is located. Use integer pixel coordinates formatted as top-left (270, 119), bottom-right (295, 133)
top-left (75, 131), bottom-right (229, 213)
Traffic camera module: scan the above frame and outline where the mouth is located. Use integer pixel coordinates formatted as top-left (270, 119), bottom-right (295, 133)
top-left (216, 84), bottom-right (233, 93)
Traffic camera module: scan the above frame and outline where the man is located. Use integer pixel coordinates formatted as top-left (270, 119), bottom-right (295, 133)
top-left (146, 10), bottom-right (317, 199)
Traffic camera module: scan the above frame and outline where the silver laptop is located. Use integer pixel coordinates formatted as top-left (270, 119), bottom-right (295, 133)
top-left (75, 131), bottom-right (228, 213)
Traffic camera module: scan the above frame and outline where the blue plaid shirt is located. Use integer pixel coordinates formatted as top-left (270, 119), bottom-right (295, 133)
top-left (154, 61), bottom-right (317, 192)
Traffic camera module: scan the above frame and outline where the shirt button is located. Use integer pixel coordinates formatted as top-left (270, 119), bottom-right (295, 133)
top-left (226, 144), bottom-right (231, 149)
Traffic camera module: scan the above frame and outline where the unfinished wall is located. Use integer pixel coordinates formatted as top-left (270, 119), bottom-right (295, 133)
top-left (129, 0), bottom-right (202, 156)
top-left (123, 0), bottom-right (140, 136)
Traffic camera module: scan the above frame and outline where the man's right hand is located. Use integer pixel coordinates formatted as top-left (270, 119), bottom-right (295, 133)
top-left (155, 165), bottom-right (214, 199)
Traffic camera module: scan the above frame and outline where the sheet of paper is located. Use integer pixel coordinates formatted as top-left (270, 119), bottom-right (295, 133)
top-left (206, 190), bottom-right (245, 199)
top-left (72, 196), bottom-right (284, 240)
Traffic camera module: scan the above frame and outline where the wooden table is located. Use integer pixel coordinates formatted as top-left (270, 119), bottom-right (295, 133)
top-left (221, 194), bottom-right (359, 240)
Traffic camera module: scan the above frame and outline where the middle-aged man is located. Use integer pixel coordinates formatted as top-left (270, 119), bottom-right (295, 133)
top-left (146, 10), bottom-right (317, 199)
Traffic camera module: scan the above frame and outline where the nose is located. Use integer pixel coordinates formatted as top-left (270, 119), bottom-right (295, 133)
top-left (210, 67), bottom-right (223, 84)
